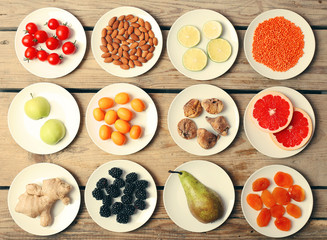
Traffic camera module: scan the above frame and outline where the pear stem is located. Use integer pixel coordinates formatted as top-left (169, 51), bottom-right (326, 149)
top-left (30, 93), bottom-right (34, 99)
top-left (168, 170), bottom-right (182, 175)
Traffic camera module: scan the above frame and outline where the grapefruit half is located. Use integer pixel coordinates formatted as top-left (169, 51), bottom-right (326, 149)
top-left (249, 91), bottom-right (293, 133)
top-left (270, 107), bottom-right (312, 150)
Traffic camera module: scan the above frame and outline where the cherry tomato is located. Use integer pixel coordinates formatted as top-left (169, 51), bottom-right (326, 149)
top-left (47, 18), bottom-right (59, 30)
top-left (62, 41), bottom-right (76, 55)
top-left (56, 24), bottom-right (70, 40)
top-left (24, 47), bottom-right (37, 61)
top-left (22, 34), bottom-right (36, 47)
top-left (46, 37), bottom-right (60, 50)
top-left (37, 50), bottom-right (48, 61)
top-left (34, 30), bottom-right (48, 43)
top-left (47, 53), bottom-right (61, 65)
top-left (25, 22), bottom-right (38, 34)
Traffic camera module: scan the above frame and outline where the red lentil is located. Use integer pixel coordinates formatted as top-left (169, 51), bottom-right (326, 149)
top-left (252, 16), bottom-right (304, 72)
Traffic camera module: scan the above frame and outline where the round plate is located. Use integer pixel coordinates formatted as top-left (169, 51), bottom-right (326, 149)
top-left (8, 163), bottom-right (81, 236)
top-left (241, 165), bottom-right (313, 238)
top-left (167, 9), bottom-right (238, 80)
top-left (244, 9), bottom-right (315, 80)
top-left (163, 160), bottom-right (235, 232)
top-left (8, 82), bottom-right (80, 154)
top-left (85, 83), bottom-right (158, 155)
top-left (244, 86), bottom-right (315, 158)
top-left (15, 7), bottom-right (87, 78)
top-left (91, 6), bottom-right (163, 78)
top-left (167, 84), bottom-right (239, 156)
top-left (84, 160), bottom-right (157, 232)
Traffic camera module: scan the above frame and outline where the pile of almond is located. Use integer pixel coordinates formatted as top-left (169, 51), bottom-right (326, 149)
top-left (100, 14), bottom-right (158, 70)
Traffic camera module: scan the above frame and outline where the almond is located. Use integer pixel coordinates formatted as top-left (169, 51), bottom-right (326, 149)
top-left (141, 44), bottom-right (150, 51)
top-left (153, 37), bottom-right (158, 46)
top-left (148, 38), bottom-right (153, 46)
top-left (145, 21), bottom-right (152, 31)
top-left (113, 60), bottom-right (122, 65)
top-left (113, 38), bottom-right (121, 44)
top-left (134, 60), bottom-right (142, 66)
top-left (101, 37), bottom-right (107, 46)
top-left (106, 35), bottom-right (112, 44)
top-left (118, 47), bottom-right (123, 57)
top-left (112, 55), bottom-right (120, 60)
top-left (129, 60), bottom-right (135, 68)
top-left (108, 17), bottom-right (117, 26)
top-left (139, 26), bottom-right (147, 33)
top-left (120, 64), bottom-right (130, 70)
top-left (130, 33), bottom-right (139, 41)
top-left (118, 21), bottom-right (124, 30)
top-left (138, 18), bottom-right (145, 27)
top-left (123, 51), bottom-right (130, 59)
top-left (130, 16), bottom-right (138, 23)
top-left (121, 40), bottom-right (129, 45)
top-left (130, 49), bottom-right (137, 55)
top-left (130, 42), bottom-right (139, 49)
top-left (104, 57), bottom-right (113, 63)
top-left (136, 48), bottom-right (142, 57)
top-left (118, 15), bottom-right (125, 21)
top-left (100, 45), bottom-right (108, 53)
top-left (111, 29), bottom-right (118, 38)
top-left (112, 20), bottom-right (119, 29)
top-left (117, 35), bottom-right (126, 41)
top-left (112, 42), bottom-right (119, 49)
top-left (107, 29), bottom-right (113, 35)
top-left (122, 45), bottom-right (130, 51)
top-left (139, 33), bottom-right (145, 41)
top-left (121, 57), bottom-right (129, 65)
top-left (142, 51), bottom-right (148, 58)
top-left (149, 30), bottom-right (155, 38)
top-left (124, 21), bottom-right (129, 30)
top-left (124, 31), bottom-right (129, 39)
top-left (138, 57), bottom-right (147, 63)
top-left (101, 28), bottom-right (107, 37)
top-left (118, 28), bottom-right (125, 35)
top-left (125, 14), bottom-right (134, 21)
top-left (111, 49), bottom-right (118, 55)
top-left (127, 39), bottom-right (135, 44)
top-left (144, 32), bottom-right (149, 41)
top-left (134, 28), bottom-right (141, 36)
top-left (149, 46), bottom-right (155, 53)
top-left (131, 23), bottom-right (140, 28)
top-left (107, 44), bottom-right (114, 52)
top-left (101, 52), bottom-right (111, 58)
top-left (130, 55), bottom-right (138, 60)
top-left (128, 26), bottom-right (134, 35)
top-left (106, 26), bottom-right (113, 31)
top-left (146, 52), bottom-right (153, 60)
top-left (139, 40), bottom-right (146, 47)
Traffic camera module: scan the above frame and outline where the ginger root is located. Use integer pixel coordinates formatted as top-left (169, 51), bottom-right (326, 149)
top-left (15, 178), bottom-right (72, 227)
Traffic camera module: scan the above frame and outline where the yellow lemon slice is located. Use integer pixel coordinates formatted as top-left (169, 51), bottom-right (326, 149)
top-left (177, 25), bottom-right (201, 48)
top-left (182, 48), bottom-right (207, 71)
top-left (207, 38), bottom-right (232, 63)
top-left (203, 20), bottom-right (222, 39)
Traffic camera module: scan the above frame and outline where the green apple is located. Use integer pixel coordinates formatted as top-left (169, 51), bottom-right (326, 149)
top-left (24, 95), bottom-right (50, 120)
top-left (40, 119), bottom-right (66, 145)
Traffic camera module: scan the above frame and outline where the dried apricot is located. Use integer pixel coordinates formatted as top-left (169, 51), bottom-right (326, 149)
top-left (270, 205), bottom-right (285, 218)
top-left (286, 203), bottom-right (302, 218)
top-left (98, 97), bottom-right (114, 110)
top-left (99, 125), bottom-right (112, 140)
top-left (93, 108), bottom-right (105, 121)
top-left (274, 217), bottom-right (291, 231)
top-left (104, 110), bottom-right (118, 125)
top-left (274, 171), bottom-right (293, 188)
top-left (252, 177), bottom-right (270, 191)
top-left (114, 119), bottom-right (131, 134)
top-left (115, 92), bottom-right (130, 104)
top-left (130, 125), bottom-right (142, 139)
top-left (246, 193), bottom-right (263, 211)
top-left (272, 187), bottom-right (291, 205)
top-left (131, 98), bottom-right (146, 112)
top-left (111, 131), bottom-right (126, 145)
top-left (256, 208), bottom-right (271, 227)
top-left (117, 107), bottom-right (133, 121)
top-left (288, 185), bottom-right (305, 202)
top-left (261, 190), bottom-right (276, 208)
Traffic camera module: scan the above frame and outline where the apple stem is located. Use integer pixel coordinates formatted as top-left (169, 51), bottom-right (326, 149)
top-left (168, 170), bottom-right (182, 175)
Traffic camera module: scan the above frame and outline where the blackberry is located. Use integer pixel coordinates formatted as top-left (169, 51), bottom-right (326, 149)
top-left (116, 213), bottom-right (129, 224)
top-left (96, 177), bottom-right (108, 189)
top-left (113, 178), bottom-right (125, 188)
top-left (92, 188), bottom-right (103, 200)
top-left (134, 180), bottom-right (148, 189)
top-left (134, 199), bottom-right (146, 210)
top-left (121, 194), bottom-right (133, 205)
top-left (99, 204), bottom-right (111, 217)
top-left (102, 194), bottom-right (112, 206)
top-left (135, 189), bottom-right (147, 200)
top-left (125, 172), bottom-right (138, 183)
top-left (106, 185), bottom-right (121, 198)
top-left (122, 204), bottom-right (135, 216)
top-left (109, 167), bottom-right (123, 178)
top-left (123, 183), bottom-right (135, 195)
top-left (111, 202), bottom-right (124, 215)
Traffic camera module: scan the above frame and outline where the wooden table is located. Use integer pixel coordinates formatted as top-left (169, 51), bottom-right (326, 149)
top-left (1, 0), bottom-right (327, 239)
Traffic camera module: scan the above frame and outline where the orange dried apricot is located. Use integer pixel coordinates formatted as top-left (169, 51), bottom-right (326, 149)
top-left (115, 92), bottom-right (130, 104)
top-left (130, 125), bottom-right (142, 139)
top-left (246, 193), bottom-right (263, 211)
top-left (252, 177), bottom-right (270, 191)
top-left (111, 131), bottom-right (126, 145)
top-left (104, 110), bottom-right (118, 125)
top-left (286, 203), bottom-right (302, 218)
top-left (99, 125), bottom-right (112, 140)
top-left (288, 185), bottom-right (305, 202)
top-left (272, 187), bottom-right (291, 205)
top-left (117, 107), bottom-right (133, 121)
top-left (261, 189), bottom-right (276, 208)
top-left (114, 119), bottom-right (131, 134)
top-left (98, 97), bottom-right (114, 110)
top-left (274, 171), bottom-right (293, 188)
top-left (274, 217), bottom-right (291, 231)
top-left (256, 208), bottom-right (271, 227)
top-left (270, 205), bottom-right (285, 218)
top-left (131, 98), bottom-right (146, 112)
top-left (93, 108), bottom-right (105, 121)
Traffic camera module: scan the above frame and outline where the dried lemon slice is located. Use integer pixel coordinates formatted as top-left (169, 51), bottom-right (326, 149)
top-left (182, 48), bottom-right (207, 71)
top-left (203, 20), bottom-right (222, 39)
top-left (207, 38), bottom-right (232, 63)
top-left (177, 25), bottom-right (201, 48)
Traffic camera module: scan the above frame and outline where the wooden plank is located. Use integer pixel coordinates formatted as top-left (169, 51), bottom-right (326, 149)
top-left (0, 189), bottom-right (326, 239)
top-left (1, 92), bottom-right (326, 186)
top-left (1, 30), bottom-right (327, 90)
top-left (1, 0), bottom-right (327, 27)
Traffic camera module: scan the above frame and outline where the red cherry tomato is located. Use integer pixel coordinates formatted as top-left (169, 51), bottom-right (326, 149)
top-left (47, 53), bottom-right (61, 65)
top-left (56, 25), bottom-right (70, 40)
top-left (62, 41), bottom-right (76, 55)
top-left (24, 47), bottom-right (37, 61)
top-left (45, 37), bottom-right (60, 50)
top-left (37, 50), bottom-right (48, 61)
top-left (25, 22), bottom-right (38, 34)
top-left (34, 30), bottom-right (48, 43)
top-left (22, 34), bottom-right (36, 47)
top-left (47, 18), bottom-right (59, 30)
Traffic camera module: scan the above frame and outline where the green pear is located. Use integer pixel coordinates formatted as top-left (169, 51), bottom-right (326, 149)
top-left (169, 170), bottom-right (223, 223)
top-left (24, 95), bottom-right (50, 120)
top-left (40, 119), bottom-right (66, 145)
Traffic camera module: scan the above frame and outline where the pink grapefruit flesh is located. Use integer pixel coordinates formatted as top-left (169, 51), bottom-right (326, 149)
top-left (270, 107), bottom-right (312, 150)
top-left (250, 91), bottom-right (293, 133)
